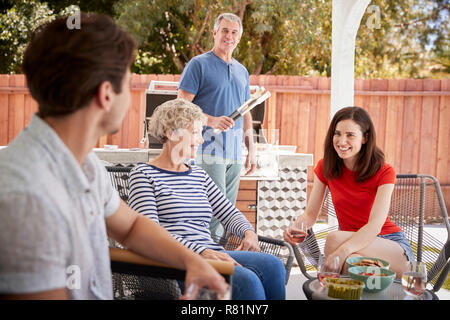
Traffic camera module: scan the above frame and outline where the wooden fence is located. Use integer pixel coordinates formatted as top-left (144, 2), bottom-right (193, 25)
top-left (1, 74), bottom-right (449, 215)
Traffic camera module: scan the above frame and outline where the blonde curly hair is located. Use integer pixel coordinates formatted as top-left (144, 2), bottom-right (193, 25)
top-left (148, 98), bottom-right (207, 143)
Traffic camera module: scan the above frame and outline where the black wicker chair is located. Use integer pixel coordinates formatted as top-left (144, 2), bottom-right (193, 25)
top-left (105, 165), bottom-right (294, 299)
top-left (294, 174), bottom-right (450, 293)
top-left (109, 247), bottom-right (233, 300)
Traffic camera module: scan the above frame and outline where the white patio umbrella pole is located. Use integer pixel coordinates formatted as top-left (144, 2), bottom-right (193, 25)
top-left (328, 0), bottom-right (370, 228)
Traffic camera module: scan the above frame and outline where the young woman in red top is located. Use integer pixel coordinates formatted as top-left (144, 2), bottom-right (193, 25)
top-left (284, 106), bottom-right (414, 277)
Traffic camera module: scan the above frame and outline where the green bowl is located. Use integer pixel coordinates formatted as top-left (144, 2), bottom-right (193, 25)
top-left (346, 256), bottom-right (390, 270)
top-left (348, 266), bottom-right (395, 293)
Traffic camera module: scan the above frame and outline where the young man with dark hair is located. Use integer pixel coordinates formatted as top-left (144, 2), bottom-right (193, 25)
top-left (0, 12), bottom-right (227, 300)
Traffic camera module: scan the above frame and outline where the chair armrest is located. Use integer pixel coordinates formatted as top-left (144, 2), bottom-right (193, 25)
top-left (257, 235), bottom-right (284, 245)
top-left (257, 235), bottom-right (295, 283)
top-left (109, 248), bottom-right (234, 276)
top-left (257, 235), bottom-right (294, 265)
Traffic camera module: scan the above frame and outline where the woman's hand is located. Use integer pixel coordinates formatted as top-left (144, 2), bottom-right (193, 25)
top-left (283, 226), bottom-right (307, 246)
top-left (283, 174), bottom-right (325, 246)
top-left (236, 230), bottom-right (260, 252)
top-left (283, 215), bottom-right (313, 246)
top-left (200, 248), bottom-right (241, 266)
top-left (326, 248), bottom-right (348, 273)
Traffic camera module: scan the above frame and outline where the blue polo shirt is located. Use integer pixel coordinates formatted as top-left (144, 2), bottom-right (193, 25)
top-left (178, 51), bottom-right (250, 160)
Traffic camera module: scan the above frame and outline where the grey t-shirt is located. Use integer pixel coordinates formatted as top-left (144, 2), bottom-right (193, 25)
top-left (0, 114), bottom-right (120, 299)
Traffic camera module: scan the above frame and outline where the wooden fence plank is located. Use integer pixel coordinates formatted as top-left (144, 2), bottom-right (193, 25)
top-left (9, 75), bottom-right (26, 143)
top-left (354, 78), bottom-right (364, 109)
top-left (307, 80), bottom-right (318, 157)
top-left (297, 93), bottom-right (310, 153)
top-left (437, 79), bottom-right (450, 183)
top-left (0, 75), bottom-right (9, 145)
top-left (371, 79), bottom-right (389, 151)
top-left (419, 79), bottom-right (441, 175)
top-left (264, 92), bottom-right (277, 140)
top-left (399, 80), bottom-right (418, 173)
top-left (445, 80), bottom-right (450, 184)
top-left (314, 77), bottom-right (330, 161)
top-left (385, 79), bottom-right (402, 169)
top-left (128, 75), bottom-right (143, 148)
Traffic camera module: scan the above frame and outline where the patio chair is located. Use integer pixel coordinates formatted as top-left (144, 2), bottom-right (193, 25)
top-left (105, 165), bottom-right (294, 296)
top-left (294, 174), bottom-right (450, 293)
top-left (109, 247), bottom-right (234, 300)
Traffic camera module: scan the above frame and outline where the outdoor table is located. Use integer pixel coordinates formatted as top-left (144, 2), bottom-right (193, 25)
top-left (302, 277), bottom-right (439, 300)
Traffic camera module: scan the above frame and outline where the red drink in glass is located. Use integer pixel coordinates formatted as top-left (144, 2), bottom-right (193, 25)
top-left (290, 229), bottom-right (307, 244)
top-left (318, 272), bottom-right (340, 287)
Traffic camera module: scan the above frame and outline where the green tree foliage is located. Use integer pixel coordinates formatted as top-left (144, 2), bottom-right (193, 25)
top-left (0, 0), bottom-right (448, 78)
top-left (0, 0), bottom-right (116, 74)
top-left (113, 0), bottom-right (448, 78)
top-left (0, 0), bottom-right (54, 73)
top-left (113, 0), bottom-right (332, 76)
top-left (355, 0), bottom-right (449, 78)
top-left (236, 0), bottom-right (332, 76)
top-left (44, 0), bottom-right (116, 16)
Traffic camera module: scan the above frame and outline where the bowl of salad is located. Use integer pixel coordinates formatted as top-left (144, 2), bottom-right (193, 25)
top-left (348, 266), bottom-right (396, 293)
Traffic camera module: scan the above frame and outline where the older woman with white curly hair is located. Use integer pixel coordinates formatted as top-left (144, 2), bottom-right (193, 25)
top-left (128, 98), bottom-right (286, 300)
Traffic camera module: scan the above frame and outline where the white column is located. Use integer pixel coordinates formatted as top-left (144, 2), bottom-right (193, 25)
top-left (328, 0), bottom-right (370, 228)
top-left (331, 0), bottom-right (370, 118)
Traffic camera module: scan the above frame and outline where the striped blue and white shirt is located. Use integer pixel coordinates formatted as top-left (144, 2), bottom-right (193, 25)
top-left (128, 163), bottom-right (254, 253)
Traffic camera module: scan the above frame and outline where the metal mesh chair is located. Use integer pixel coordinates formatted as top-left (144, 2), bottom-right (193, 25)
top-left (109, 248), bottom-right (233, 300)
top-left (105, 165), bottom-right (294, 296)
top-left (293, 187), bottom-right (337, 280)
top-left (111, 259), bottom-right (182, 300)
top-left (294, 174), bottom-right (450, 292)
top-left (105, 165), bottom-right (132, 203)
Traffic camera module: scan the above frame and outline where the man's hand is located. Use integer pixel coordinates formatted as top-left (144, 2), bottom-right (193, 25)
top-left (236, 230), bottom-right (260, 252)
top-left (243, 113), bottom-right (256, 175)
top-left (244, 147), bottom-right (257, 175)
top-left (207, 115), bottom-right (234, 132)
top-left (182, 252), bottom-right (231, 299)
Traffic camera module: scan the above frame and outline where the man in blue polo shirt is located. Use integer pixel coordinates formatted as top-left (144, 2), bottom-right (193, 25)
top-left (178, 13), bottom-right (256, 241)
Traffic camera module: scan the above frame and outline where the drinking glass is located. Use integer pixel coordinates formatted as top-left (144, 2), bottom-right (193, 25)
top-left (317, 254), bottom-right (340, 287)
top-left (182, 283), bottom-right (231, 300)
top-left (401, 261), bottom-right (427, 298)
top-left (288, 217), bottom-right (308, 244)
